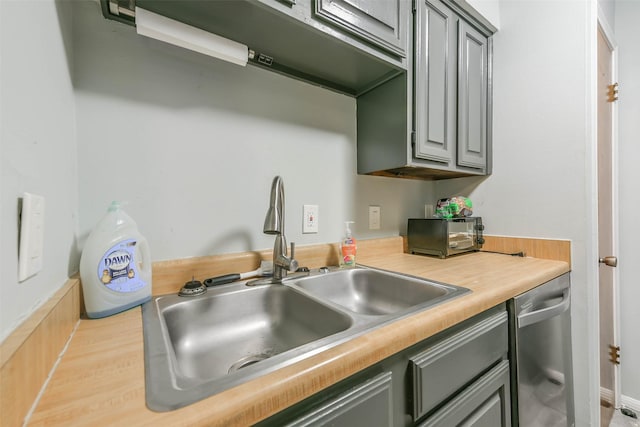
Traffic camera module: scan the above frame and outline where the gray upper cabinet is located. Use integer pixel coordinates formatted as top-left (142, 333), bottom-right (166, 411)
top-left (457, 19), bottom-right (488, 170)
top-left (101, 0), bottom-right (410, 96)
top-left (414, 0), bottom-right (457, 164)
top-left (357, 0), bottom-right (496, 180)
top-left (315, 0), bottom-right (407, 58)
top-left (101, 0), bottom-right (494, 181)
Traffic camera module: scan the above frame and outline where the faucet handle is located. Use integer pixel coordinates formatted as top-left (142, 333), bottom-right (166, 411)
top-left (290, 242), bottom-right (295, 259)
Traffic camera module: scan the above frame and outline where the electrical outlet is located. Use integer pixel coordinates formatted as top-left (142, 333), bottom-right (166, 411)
top-left (425, 204), bottom-right (434, 218)
top-left (303, 205), bottom-right (319, 233)
top-left (19, 193), bottom-right (45, 281)
top-left (369, 206), bottom-right (381, 230)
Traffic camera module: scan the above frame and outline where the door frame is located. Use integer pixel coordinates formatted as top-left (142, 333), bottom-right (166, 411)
top-left (597, 4), bottom-right (621, 409)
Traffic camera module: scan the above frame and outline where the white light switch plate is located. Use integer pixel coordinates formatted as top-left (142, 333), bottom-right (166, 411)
top-left (369, 206), bottom-right (381, 230)
top-left (19, 193), bottom-right (45, 281)
top-left (303, 205), bottom-right (319, 234)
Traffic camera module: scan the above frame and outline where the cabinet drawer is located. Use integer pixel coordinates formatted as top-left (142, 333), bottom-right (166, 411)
top-left (409, 310), bottom-right (508, 420)
top-left (418, 360), bottom-right (511, 427)
top-left (286, 371), bottom-right (393, 427)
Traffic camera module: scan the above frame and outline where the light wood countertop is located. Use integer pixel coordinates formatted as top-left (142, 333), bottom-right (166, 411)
top-left (28, 251), bottom-right (569, 426)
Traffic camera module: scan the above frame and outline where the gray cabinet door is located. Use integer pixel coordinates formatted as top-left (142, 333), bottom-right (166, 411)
top-left (418, 360), bottom-right (511, 427)
top-left (315, 0), bottom-right (407, 57)
top-left (414, 0), bottom-right (457, 164)
top-left (457, 20), bottom-right (488, 170)
top-left (286, 371), bottom-right (393, 427)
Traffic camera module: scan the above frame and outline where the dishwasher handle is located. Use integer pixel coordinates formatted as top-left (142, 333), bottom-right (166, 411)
top-left (517, 288), bottom-right (570, 328)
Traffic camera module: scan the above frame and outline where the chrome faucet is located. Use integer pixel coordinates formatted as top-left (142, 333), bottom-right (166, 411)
top-left (264, 176), bottom-right (298, 282)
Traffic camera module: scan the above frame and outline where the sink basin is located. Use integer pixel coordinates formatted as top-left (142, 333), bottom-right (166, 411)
top-left (290, 268), bottom-right (457, 316)
top-left (142, 266), bottom-right (469, 411)
top-left (160, 285), bottom-right (352, 383)
top-left (142, 284), bottom-right (355, 411)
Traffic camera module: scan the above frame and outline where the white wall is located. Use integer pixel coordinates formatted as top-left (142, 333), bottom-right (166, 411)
top-left (599, 0), bottom-right (617, 29)
top-left (467, 0), bottom-right (501, 29)
top-left (435, 1), bottom-right (599, 424)
top-left (72, 0), bottom-right (434, 263)
top-left (615, 0), bottom-right (640, 406)
top-left (0, 0), bottom-right (78, 341)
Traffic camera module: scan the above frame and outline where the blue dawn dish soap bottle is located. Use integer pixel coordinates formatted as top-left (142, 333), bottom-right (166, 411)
top-left (80, 201), bottom-right (152, 318)
top-left (339, 221), bottom-right (357, 269)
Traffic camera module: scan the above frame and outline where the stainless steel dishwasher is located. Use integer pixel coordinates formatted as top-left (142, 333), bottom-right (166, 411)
top-left (509, 273), bottom-right (575, 427)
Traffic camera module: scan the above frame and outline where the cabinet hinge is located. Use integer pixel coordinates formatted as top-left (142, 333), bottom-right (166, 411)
top-left (609, 345), bottom-right (621, 365)
top-left (412, 0), bottom-right (417, 13)
top-left (608, 83), bottom-right (619, 102)
top-left (411, 131), bottom-right (416, 152)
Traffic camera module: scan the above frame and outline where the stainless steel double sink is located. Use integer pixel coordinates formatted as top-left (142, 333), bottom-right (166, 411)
top-left (142, 266), bottom-right (469, 411)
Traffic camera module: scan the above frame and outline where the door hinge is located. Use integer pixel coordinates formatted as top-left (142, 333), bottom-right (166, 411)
top-left (609, 345), bottom-right (621, 365)
top-left (608, 83), bottom-right (619, 102)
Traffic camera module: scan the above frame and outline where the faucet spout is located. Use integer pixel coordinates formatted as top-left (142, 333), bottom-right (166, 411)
top-left (263, 176), bottom-right (284, 235)
top-left (263, 176), bottom-right (298, 282)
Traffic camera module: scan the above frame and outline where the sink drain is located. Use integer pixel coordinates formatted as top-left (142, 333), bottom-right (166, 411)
top-left (228, 353), bottom-right (272, 373)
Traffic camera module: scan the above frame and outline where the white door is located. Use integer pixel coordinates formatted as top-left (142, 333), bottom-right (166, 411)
top-left (597, 23), bottom-right (619, 422)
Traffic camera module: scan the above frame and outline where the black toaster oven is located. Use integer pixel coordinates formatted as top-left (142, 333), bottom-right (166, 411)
top-left (408, 217), bottom-right (484, 258)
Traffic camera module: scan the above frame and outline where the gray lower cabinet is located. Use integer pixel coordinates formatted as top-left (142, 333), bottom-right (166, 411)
top-left (285, 372), bottom-right (394, 427)
top-left (259, 304), bottom-right (510, 427)
top-left (418, 361), bottom-right (511, 427)
top-left (409, 309), bottom-right (508, 421)
top-left (356, 0), bottom-right (496, 180)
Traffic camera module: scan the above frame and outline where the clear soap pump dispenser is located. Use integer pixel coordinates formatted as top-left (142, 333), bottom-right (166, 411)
top-left (339, 221), bottom-right (357, 268)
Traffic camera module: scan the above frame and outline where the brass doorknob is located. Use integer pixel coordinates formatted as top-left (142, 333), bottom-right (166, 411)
top-left (599, 256), bottom-right (618, 267)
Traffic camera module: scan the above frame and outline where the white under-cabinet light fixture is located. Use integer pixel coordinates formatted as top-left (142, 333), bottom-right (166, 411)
top-left (135, 7), bottom-right (250, 66)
